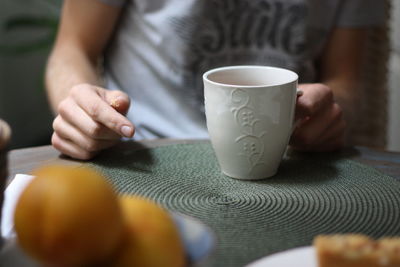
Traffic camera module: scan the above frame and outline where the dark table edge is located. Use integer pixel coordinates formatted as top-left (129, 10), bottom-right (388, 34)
top-left (7, 139), bottom-right (400, 183)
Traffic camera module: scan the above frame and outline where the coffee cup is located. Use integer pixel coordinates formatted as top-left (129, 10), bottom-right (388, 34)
top-left (203, 65), bottom-right (298, 180)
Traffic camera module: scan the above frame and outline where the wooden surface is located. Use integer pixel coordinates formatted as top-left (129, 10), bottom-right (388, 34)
top-left (6, 139), bottom-right (208, 182)
top-left (6, 139), bottom-right (400, 183)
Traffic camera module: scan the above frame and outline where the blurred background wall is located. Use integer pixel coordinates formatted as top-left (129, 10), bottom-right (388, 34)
top-left (0, 0), bottom-right (399, 151)
top-left (388, 0), bottom-right (400, 151)
top-left (0, 0), bottom-right (61, 149)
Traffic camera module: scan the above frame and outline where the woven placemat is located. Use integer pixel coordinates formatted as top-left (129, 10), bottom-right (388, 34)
top-left (89, 143), bottom-right (400, 267)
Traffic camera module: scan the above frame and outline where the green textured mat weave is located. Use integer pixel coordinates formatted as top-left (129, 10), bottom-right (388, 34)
top-left (89, 143), bottom-right (400, 267)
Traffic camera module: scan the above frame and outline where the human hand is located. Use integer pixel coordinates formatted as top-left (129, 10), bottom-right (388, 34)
top-left (289, 83), bottom-right (346, 151)
top-left (51, 84), bottom-right (134, 160)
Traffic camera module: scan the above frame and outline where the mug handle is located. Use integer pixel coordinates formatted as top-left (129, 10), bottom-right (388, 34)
top-left (292, 88), bottom-right (304, 133)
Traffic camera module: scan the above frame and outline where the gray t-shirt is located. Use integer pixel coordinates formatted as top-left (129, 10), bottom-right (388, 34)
top-left (100, 0), bottom-right (385, 140)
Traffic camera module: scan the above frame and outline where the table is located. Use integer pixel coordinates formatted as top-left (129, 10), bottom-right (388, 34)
top-left (7, 139), bottom-right (205, 182)
top-left (7, 139), bottom-right (400, 182)
top-left (5, 139), bottom-right (400, 267)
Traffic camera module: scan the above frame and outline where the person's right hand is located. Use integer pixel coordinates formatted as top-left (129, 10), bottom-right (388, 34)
top-left (51, 84), bottom-right (135, 160)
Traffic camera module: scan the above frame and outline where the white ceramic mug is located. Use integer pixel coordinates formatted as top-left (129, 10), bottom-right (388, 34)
top-left (203, 65), bottom-right (298, 180)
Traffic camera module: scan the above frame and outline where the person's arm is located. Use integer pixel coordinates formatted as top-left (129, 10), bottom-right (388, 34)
top-left (290, 28), bottom-right (367, 151)
top-left (319, 28), bottom-right (367, 130)
top-left (47, 0), bottom-right (121, 109)
top-left (45, 0), bottom-right (134, 160)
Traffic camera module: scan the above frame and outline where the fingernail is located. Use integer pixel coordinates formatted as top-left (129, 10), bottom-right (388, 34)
top-left (110, 96), bottom-right (125, 108)
top-left (121, 125), bottom-right (133, 137)
top-left (110, 100), bottom-right (119, 109)
top-left (296, 89), bottom-right (303, 97)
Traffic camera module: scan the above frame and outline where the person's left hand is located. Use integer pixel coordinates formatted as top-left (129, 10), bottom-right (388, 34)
top-left (289, 83), bottom-right (346, 151)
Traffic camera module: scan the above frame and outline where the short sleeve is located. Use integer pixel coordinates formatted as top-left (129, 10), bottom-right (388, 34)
top-left (98, 0), bottom-right (126, 7)
top-left (336, 0), bottom-right (386, 27)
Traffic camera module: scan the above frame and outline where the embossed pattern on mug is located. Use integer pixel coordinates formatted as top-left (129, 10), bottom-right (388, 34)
top-left (230, 88), bottom-right (267, 174)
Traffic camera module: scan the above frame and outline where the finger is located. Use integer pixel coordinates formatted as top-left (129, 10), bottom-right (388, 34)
top-left (314, 114), bottom-right (346, 146)
top-left (290, 124), bottom-right (344, 152)
top-left (295, 84), bottom-right (334, 120)
top-left (291, 105), bottom-right (334, 147)
top-left (307, 135), bottom-right (345, 152)
top-left (51, 132), bottom-right (97, 160)
top-left (291, 136), bottom-right (344, 152)
top-left (70, 85), bottom-right (134, 138)
top-left (58, 98), bottom-right (122, 140)
top-left (53, 116), bottom-right (119, 152)
top-left (320, 135), bottom-right (345, 151)
top-left (104, 90), bottom-right (131, 115)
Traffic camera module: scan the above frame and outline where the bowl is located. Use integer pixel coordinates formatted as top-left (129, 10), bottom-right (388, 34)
top-left (0, 212), bottom-right (215, 266)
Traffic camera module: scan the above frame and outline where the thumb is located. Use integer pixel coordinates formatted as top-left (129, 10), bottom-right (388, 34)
top-left (295, 95), bottom-right (310, 121)
top-left (106, 90), bottom-right (131, 115)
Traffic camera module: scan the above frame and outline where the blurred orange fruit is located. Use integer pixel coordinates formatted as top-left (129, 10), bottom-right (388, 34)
top-left (14, 165), bottom-right (124, 266)
top-left (112, 195), bottom-right (186, 267)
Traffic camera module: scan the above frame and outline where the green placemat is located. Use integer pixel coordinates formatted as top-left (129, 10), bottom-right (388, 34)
top-left (89, 143), bottom-right (400, 267)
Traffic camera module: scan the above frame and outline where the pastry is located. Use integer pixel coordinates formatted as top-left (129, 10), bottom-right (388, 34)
top-left (314, 234), bottom-right (400, 267)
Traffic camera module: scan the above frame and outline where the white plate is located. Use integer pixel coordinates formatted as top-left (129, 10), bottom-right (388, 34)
top-left (0, 212), bottom-right (215, 267)
top-left (1, 174), bottom-right (215, 266)
top-left (246, 246), bottom-right (317, 267)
